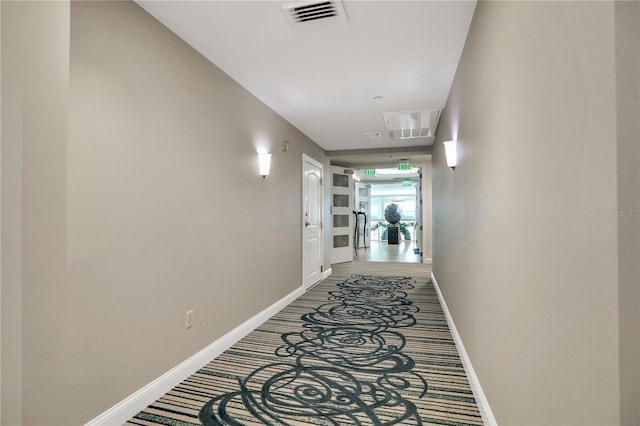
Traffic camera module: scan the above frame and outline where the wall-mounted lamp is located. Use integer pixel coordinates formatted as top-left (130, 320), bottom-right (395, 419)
top-left (443, 140), bottom-right (457, 170)
top-left (258, 153), bottom-right (272, 178)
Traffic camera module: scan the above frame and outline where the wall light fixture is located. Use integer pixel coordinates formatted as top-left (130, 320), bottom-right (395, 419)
top-left (258, 153), bottom-right (272, 178)
top-left (443, 140), bottom-right (457, 171)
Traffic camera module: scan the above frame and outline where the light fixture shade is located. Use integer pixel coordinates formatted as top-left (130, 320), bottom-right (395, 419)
top-left (443, 140), bottom-right (457, 170)
top-left (258, 153), bottom-right (272, 177)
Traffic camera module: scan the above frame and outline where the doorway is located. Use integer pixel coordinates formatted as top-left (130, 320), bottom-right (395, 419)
top-left (349, 164), bottom-right (429, 264)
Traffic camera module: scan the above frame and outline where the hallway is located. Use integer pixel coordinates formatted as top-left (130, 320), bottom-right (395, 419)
top-left (3, 1), bottom-right (638, 425)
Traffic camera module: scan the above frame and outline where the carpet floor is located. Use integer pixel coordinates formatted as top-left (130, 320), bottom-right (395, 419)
top-left (125, 262), bottom-right (482, 425)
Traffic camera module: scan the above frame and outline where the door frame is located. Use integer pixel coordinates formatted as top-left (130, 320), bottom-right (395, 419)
top-left (301, 154), bottom-right (324, 289)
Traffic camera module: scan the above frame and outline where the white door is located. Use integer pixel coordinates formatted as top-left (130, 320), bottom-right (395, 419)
top-left (330, 166), bottom-right (353, 264)
top-left (302, 155), bottom-right (323, 289)
top-left (355, 182), bottom-right (371, 248)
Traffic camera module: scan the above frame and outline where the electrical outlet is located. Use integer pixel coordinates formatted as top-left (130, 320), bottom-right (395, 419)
top-left (186, 310), bottom-right (194, 329)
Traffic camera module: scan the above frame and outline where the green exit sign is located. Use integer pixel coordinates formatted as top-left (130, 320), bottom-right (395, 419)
top-left (365, 168), bottom-right (376, 176)
top-left (398, 161), bottom-right (411, 171)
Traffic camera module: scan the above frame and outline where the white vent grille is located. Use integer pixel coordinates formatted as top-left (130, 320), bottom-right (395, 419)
top-left (383, 109), bottom-right (441, 141)
top-left (282, 1), bottom-right (348, 26)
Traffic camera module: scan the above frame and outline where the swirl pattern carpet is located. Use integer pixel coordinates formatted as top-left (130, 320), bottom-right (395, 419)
top-left (126, 262), bottom-right (482, 425)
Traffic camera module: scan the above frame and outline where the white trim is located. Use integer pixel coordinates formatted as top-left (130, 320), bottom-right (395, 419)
top-left (431, 272), bottom-right (498, 426)
top-left (85, 286), bottom-right (305, 426)
top-left (322, 267), bottom-right (332, 280)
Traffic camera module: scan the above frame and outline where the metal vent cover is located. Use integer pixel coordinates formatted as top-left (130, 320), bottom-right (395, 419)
top-left (383, 109), bottom-right (441, 141)
top-left (282, 1), bottom-right (348, 26)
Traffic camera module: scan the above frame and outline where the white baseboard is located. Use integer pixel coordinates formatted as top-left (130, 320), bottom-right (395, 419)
top-left (85, 285), bottom-right (305, 426)
top-left (430, 272), bottom-right (498, 426)
top-left (322, 267), bottom-right (332, 280)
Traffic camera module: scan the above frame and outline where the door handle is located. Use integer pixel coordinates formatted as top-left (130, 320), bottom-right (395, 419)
top-left (305, 221), bottom-right (311, 227)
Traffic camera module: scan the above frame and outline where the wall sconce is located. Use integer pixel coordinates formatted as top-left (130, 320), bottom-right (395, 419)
top-left (443, 140), bottom-right (457, 170)
top-left (258, 153), bottom-right (272, 178)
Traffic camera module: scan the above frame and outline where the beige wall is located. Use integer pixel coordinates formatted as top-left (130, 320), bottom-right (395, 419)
top-left (2, 1), bottom-right (329, 424)
top-left (615, 2), bottom-right (640, 424)
top-left (2, 2), bottom-right (70, 424)
top-left (433, 1), bottom-right (624, 424)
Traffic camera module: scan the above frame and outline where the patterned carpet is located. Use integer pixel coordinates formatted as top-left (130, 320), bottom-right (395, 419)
top-left (126, 262), bottom-right (482, 425)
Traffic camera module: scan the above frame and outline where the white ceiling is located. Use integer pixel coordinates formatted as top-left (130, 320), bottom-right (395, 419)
top-left (136, 0), bottom-right (476, 153)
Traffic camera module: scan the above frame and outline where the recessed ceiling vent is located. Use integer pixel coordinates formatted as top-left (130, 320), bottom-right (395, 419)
top-left (383, 109), bottom-right (441, 141)
top-left (282, 1), bottom-right (348, 27)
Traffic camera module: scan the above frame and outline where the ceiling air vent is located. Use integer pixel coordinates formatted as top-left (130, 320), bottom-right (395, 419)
top-left (282, 1), bottom-right (348, 27)
top-left (383, 109), bottom-right (441, 141)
